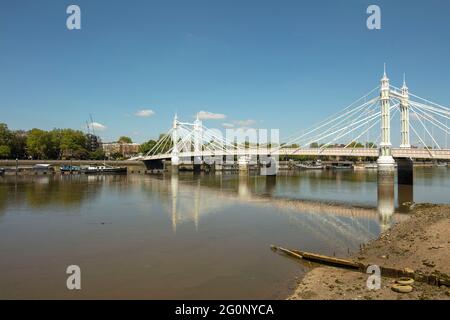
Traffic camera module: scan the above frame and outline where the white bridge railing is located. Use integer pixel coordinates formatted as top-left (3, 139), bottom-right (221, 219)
top-left (143, 147), bottom-right (450, 161)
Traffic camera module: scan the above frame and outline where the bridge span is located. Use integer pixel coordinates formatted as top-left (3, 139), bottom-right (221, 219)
top-left (138, 67), bottom-right (450, 182)
top-left (142, 147), bottom-right (450, 161)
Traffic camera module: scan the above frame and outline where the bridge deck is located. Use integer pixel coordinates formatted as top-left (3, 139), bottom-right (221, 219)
top-left (142, 148), bottom-right (450, 161)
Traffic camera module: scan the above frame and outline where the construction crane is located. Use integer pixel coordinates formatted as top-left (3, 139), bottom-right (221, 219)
top-left (89, 114), bottom-right (96, 136)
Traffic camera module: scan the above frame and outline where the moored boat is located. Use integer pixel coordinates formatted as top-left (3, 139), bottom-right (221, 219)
top-left (328, 162), bottom-right (353, 170)
top-left (296, 160), bottom-right (324, 170)
top-left (60, 165), bottom-right (81, 172)
top-left (33, 164), bottom-right (54, 172)
top-left (81, 164), bottom-right (127, 174)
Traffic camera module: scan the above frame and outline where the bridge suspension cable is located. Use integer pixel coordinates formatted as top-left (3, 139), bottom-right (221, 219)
top-left (285, 96), bottom-right (382, 153)
top-left (387, 84), bottom-right (450, 151)
top-left (280, 86), bottom-right (381, 147)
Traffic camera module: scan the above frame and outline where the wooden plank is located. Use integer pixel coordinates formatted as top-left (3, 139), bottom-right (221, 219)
top-left (271, 245), bottom-right (450, 287)
top-left (290, 248), bottom-right (364, 270)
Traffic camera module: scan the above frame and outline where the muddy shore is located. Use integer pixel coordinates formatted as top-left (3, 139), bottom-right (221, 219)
top-left (288, 204), bottom-right (450, 300)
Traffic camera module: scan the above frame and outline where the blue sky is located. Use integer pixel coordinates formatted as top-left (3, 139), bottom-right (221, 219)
top-left (1, 0), bottom-right (450, 143)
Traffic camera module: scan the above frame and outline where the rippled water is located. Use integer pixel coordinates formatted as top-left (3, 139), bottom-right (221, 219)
top-left (0, 167), bottom-right (449, 299)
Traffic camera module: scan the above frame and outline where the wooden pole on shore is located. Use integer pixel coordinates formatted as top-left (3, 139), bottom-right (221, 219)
top-left (270, 245), bottom-right (450, 287)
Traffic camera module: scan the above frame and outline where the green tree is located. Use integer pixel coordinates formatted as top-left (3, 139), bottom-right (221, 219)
top-left (26, 129), bottom-right (54, 159)
top-left (347, 141), bottom-right (364, 148)
top-left (118, 136), bottom-right (132, 144)
top-left (47, 129), bottom-right (88, 159)
top-left (71, 148), bottom-right (89, 160)
top-left (365, 142), bottom-right (377, 148)
top-left (0, 123), bottom-right (13, 159)
top-left (58, 129), bottom-right (87, 159)
top-left (0, 123), bottom-right (11, 141)
top-left (0, 145), bottom-right (11, 159)
top-left (49, 129), bottom-right (64, 158)
top-left (9, 130), bottom-right (27, 159)
top-left (158, 133), bottom-right (172, 153)
top-left (110, 152), bottom-right (123, 160)
top-left (139, 139), bottom-right (157, 154)
top-left (89, 149), bottom-right (106, 160)
top-left (310, 142), bottom-right (319, 148)
top-left (139, 134), bottom-right (172, 154)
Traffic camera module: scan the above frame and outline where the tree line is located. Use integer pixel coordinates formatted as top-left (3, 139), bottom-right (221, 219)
top-left (0, 122), bottom-right (171, 160)
top-left (0, 123), bottom-right (106, 160)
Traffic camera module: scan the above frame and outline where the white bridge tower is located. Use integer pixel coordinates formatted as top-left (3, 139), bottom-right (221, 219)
top-left (171, 114), bottom-right (180, 168)
top-left (377, 65), bottom-right (396, 170)
top-left (400, 74), bottom-right (410, 148)
top-left (193, 114), bottom-right (202, 166)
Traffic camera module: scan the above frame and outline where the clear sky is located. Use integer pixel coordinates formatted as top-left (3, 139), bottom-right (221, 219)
top-left (1, 0), bottom-right (450, 143)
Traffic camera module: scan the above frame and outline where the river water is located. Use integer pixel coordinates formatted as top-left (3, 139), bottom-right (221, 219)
top-left (0, 167), bottom-right (449, 299)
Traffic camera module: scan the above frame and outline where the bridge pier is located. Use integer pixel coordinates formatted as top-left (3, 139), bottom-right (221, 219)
top-left (397, 157), bottom-right (413, 185)
top-left (193, 159), bottom-right (202, 174)
top-left (377, 155), bottom-right (396, 172)
top-left (193, 165), bottom-right (201, 174)
top-left (143, 159), bottom-right (165, 171)
top-left (171, 155), bottom-right (180, 174)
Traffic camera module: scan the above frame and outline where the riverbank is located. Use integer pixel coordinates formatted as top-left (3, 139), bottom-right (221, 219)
top-left (0, 160), bottom-right (147, 175)
top-left (0, 159), bottom-right (143, 167)
top-left (288, 203), bottom-right (450, 300)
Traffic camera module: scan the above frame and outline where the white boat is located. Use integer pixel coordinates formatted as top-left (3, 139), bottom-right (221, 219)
top-left (296, 160), bottom-right (324, 170)
top-left (82, 164), bottom-right (127, 174)
top-left (328, 162), bottom-right (353, 169)
top-left (33, 163), bottom-right (52, 169)
top-left (33, 164), bottom-right (54, 171)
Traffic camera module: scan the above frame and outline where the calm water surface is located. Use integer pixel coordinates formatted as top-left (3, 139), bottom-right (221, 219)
top-left (0, 167), bottom-right (449, 299)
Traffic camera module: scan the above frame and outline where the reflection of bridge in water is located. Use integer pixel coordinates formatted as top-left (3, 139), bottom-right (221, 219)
top-left (139, 173), bottom-right (412, 250)
top-left (0, 173), bottom-right (415, 252)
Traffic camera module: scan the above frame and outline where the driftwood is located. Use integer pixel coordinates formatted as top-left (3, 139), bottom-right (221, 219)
top-left (271, 245), bottom-right (450, 287)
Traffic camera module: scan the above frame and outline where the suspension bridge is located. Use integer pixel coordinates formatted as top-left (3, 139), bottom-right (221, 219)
top-left (139, 67), bottom-right (450, 177)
